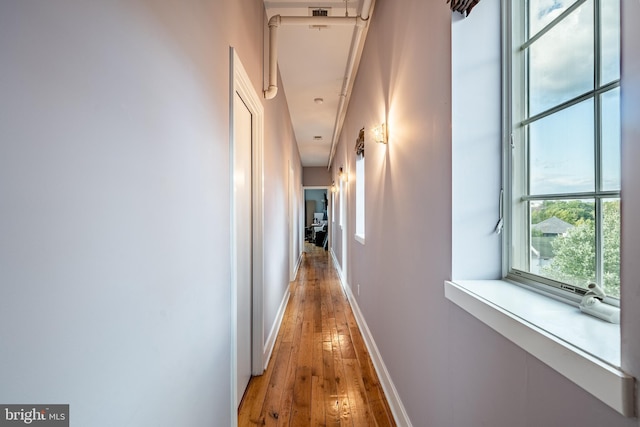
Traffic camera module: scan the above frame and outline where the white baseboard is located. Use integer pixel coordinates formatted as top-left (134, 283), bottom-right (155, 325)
top-left (329, 249), bottom-right (347, 291)
top-left (329, 251), bottom-right (413, 427)
top-left (292, 251), bottom-right (303, 281)
top-left (263, 288), bottom-right (290, 370)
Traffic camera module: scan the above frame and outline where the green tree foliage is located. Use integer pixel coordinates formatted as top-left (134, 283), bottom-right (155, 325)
top-left (531, 200), bottom-right (595, 225)
top-left (541, 201), bottom-right (620, 297)
top-left (602, 201), bottom-right (621, 297)
top-left (543, 219), bottom-right (595, 287)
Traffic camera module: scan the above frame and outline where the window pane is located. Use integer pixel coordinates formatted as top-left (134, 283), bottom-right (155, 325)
top-left (331, 192), bottom-right (335, 222)
top-left (339, 179), bottom-right (345, 227)
top-left (602, 198), bottom-right (620, 298)
top-left (530, 199), bottom-right (595, 287)
top-left (601, 0), bottom-right (620, 85)
top-left (529, 0), bottom-right (580, 38)
top-left (355, 156), bottom-right (365, 237)
top-left (528, 1), bottom-right (594, 116)
top-left (601, 88), bottom-right (620, 191)
top-left (529, 100), bottom-right (594, 194)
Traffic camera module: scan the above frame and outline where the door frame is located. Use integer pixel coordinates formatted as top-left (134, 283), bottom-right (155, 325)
top-left (288, 162), bottom-right (299, 282)
top-left (230, 47), bottom-right (265, 414)
top-left (302, 186), bottom-right (332, 251)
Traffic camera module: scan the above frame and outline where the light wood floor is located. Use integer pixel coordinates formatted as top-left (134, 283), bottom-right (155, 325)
top-left (238, 243), bottom-right (396, 426)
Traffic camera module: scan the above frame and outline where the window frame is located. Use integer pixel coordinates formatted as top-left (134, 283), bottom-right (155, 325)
top-left (339, 174), bottom-right (345, 229)
top-left (331, 190), bottom-right (335, 223)
top-left (503, 0), bottom-right (621, 306)
top-left (354, 154), bottom-right (365, 243)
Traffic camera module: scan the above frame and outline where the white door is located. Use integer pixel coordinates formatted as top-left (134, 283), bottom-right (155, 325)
top-left (233, 91), bottom-right (252, 406)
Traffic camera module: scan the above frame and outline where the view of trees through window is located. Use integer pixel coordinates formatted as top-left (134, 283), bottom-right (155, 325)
top-left (530, 199), bottom-right (620, 298)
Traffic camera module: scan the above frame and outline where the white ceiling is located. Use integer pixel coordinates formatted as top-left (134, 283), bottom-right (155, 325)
top-left (263, 1), bottom-right (364, 167)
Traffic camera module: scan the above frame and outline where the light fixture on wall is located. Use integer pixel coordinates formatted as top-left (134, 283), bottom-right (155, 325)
top-left (338, 166), bottom-right (348, 182)
top-left (331, 181), bottom-right (337, 193)
top-left (373, 123), bottom-right (387, 144)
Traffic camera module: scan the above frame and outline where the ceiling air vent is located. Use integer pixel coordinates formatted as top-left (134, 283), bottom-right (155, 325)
top-left (308, 7), bottom-right (331, 30)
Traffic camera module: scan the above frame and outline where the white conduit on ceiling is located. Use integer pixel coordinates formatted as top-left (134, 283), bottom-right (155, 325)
top-left (263, 15), bottom-right (364, 100)
top-left (263, 0), bottom-right (375, 168)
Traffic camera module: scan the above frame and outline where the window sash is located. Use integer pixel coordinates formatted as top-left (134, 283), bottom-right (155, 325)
top-left (505, 0), bottom-right (620, 301)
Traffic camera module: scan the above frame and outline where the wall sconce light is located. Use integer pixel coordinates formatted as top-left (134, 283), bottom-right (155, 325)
top-left (374, 123), bottom-right (387, 144)
top-left (331, 181), bottom-right (337, 193)
top-left (338, 167), bottom-right (348, 182)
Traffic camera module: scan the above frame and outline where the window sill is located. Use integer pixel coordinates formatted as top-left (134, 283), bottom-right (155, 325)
top-left (354, 234), bottom-right (365, 245)
top-left (444, 279), bottom-right (635, 417)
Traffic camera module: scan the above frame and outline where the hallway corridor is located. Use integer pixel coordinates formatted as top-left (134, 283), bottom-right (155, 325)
top-left (238, 244), bottom-right (396, 426)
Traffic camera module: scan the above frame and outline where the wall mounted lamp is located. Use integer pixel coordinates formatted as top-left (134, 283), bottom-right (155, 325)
top-left (338, 166), bottom-right (348, 182)
top-left (331, 181), bottom-right (337, 193)
top-left (374, 123), bottom-right (387, 144)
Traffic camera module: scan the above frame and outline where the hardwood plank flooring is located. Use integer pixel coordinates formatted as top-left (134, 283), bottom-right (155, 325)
top-left (238, 243), bottom-right (396, 427)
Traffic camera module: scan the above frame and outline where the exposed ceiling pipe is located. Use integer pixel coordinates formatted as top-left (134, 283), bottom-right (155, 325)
top-left (263, 0), bottom-right (374, 102)
top-left (264, 15), bottom-right (280, 100)
top-left (327, 0), bottom-right (375, 168)
top-left (360, 0), bottom-right (373, 21)
top-left (264, 15), bottom-right (360, 100)
top-left (263, 0), bottom-right (376, 168)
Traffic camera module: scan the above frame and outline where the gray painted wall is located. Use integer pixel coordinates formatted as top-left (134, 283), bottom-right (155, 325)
top-left (264, 67), bottom-right (303, 350)
top-left (0, 1), bottom-right (301, 426)
top-left (305, 189), bottom-right (328, 214)
top-left (331, 0), bottom-right (639, 425)
top-left (332, 0), bottom-right (453, 423)
top-left (303, 166), bottom-right (331, 186)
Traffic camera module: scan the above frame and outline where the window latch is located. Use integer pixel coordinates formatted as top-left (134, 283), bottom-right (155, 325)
top-left (494, 188), bottom-right (504, 234)
top-left (579, 283), bottom-right (620, 324)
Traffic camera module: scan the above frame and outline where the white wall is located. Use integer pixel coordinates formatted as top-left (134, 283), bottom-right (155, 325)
top-left (0, 1), bottom-right (301, 425)
top-left (451, 3), bottom-right (502, 280)
top-left (332, 0), bottom-right (640, 425)
top-left (620, 0), bottom-right (640, 413)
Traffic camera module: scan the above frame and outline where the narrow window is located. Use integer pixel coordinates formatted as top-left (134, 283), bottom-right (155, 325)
top-left (339, 175), bottom-right (345, 228)
top-left (355, 154), bottom-right (365, 241)
top-left (331, 190), bottom-right (335, 223)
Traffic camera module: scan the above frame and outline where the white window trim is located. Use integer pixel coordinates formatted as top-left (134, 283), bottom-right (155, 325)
top-left (339, 178), bottom-right (345, 229)
top-left (331, 191), bottom-right (335, 223)
top-left (355, 154), bottom-right (365, 243)
top-left (444, 279), bottom-right (634, 416)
